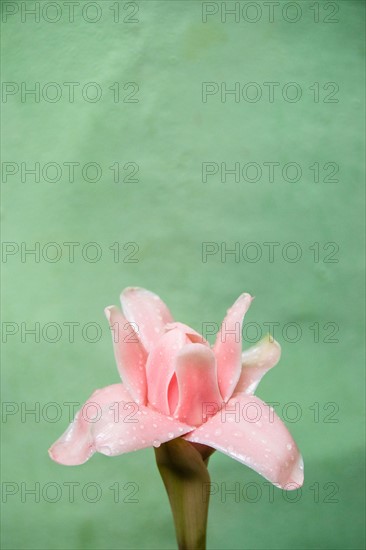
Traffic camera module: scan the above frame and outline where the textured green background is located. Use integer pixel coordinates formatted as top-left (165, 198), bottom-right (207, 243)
top-left (1, 1), bottom-right (365, 549)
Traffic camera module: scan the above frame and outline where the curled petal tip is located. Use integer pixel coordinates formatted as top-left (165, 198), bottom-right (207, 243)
top-left (237, 292), bottom-right (254, 303)
top-left (121, 286), bottom-right (149, 298)
top-left (119, 287), bottom-right (143, 305)
top-left (104, 306), bottom-right (114, 321)
top-left (122, 286), bottom-right (141, 294)
top-left (230, 292), bottom-right (253, 310)
top-left (277, 454), bottom-right (304, 490)
top-left (261, 332), bottom-right (281, 350)
top-left (121, 286), bottom-right (141, 294)
top-left (289, 455), bottom-right (304, 488)
top-left (48, 446), bottom-right (56, 461)
top-left (48, 444), bottom-right (67, 465)
top-left (271, 339), bottom-right (281, 353)
top-left (235, 334), bottom-right (282, 395)
top-left (48, 442), bottom-right (91, 466)
top-left (260, 334), bottom-right (281, 358)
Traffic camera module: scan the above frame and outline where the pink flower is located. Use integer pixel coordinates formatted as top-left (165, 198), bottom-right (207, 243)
top-left (49, 287), bottom-right (304, 489)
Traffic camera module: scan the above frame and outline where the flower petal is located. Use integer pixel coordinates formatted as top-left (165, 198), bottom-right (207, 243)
top-left (120, 287), bottom-right (173, 351)
top-left (105, 306), bottom-right (147, 405)
top-left (165, 322), bottom-right (209, 345)
top-left (146, 328), bottom-right (188, 415)
top-left (184, 394), bottom-right (304, 489)
top-left (92, 402), bottom-right (194, 456)
top-left (213, 293), bottom-right (253, 402)
top-left (233, 335), bottom-right (281, 395)
top-left (174, 344), bottom-right (222, 426)
top-left (48, 384), bottom-right (132, 466)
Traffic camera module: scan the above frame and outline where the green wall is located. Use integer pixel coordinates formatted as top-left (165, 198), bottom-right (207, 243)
top-left (2, 1), bottom-right (365, 548)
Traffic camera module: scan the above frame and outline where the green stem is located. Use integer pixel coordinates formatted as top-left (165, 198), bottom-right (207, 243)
top-left (154, 439), bottom-right (214, 550)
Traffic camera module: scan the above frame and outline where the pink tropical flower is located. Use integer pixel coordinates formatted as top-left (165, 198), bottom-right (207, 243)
top-left (49, 287), bottom-right (304, 489)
